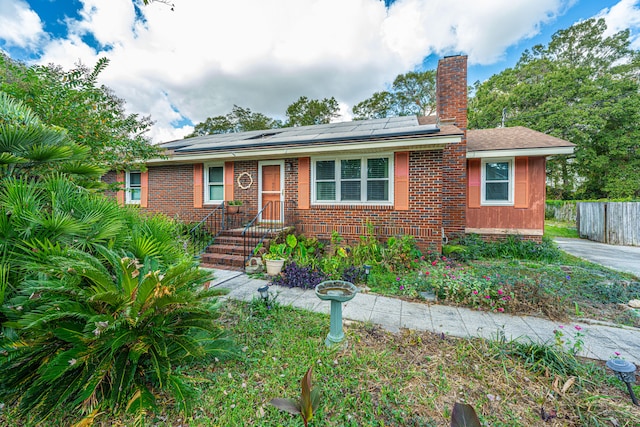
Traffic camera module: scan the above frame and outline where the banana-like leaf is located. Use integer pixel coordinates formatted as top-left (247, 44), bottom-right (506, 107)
top-left (300, 366), bottom-right (316, 424)
top-left (450, 402), bottom-right (482, 427)
top-left (269, 398), bottom-right (300, 415)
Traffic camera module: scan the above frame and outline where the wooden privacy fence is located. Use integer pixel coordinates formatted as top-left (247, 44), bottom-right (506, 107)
top-left (577, 202), bottom-right (640, 246)
top-left (545, 202), bottom-right (577, 222)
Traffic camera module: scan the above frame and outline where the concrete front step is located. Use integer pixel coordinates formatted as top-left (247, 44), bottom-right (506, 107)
top-left (200, 262), bottom-right (244, 272)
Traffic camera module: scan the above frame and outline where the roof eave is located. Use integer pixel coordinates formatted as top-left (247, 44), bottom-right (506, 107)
top-left (466, 146), bottom-right (575, 159)
top-left (147, 135), bottom-right (462, 165)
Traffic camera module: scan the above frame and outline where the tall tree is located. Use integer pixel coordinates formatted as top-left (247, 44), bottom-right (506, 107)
top-left (469, 18), bottom-right (640, 199)
top-left (285, 96), bottom-right (340, 127)
top-left (0, 54), bottom-right (160, 171)
top-left (185, 105), bottom-right (281, 138)
top-left (352, 70), bottom-right (436, 120)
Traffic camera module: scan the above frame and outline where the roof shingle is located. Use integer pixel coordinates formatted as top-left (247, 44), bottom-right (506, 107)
top-left (467, 126), bottom-right (574, 152)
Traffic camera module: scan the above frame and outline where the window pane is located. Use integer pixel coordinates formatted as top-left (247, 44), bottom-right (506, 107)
top-left (368, 158), bottom-right (388, 179)
top-left (129, 172), bottom-right (141, 186)
top-left (130, 189), bottom-right (141, 201)
top-left (209, 185), bottom-right (224, 201)
top-left (316, 182), bottom-right (336, 200)
top-left (316, 161), bottom-right (335, 180)
top-left (367, 181), bottom-right (388, 201)
top-left (485, 162), bottom-right (509, 181)
top-left (341, 181), bottom-right (361, 201)
top-left (208, 166), bottom-right (223, 183)
top-left (341, 159), bottom-right (360, 179)
top-left (486, 182), bottom-right (508, 200)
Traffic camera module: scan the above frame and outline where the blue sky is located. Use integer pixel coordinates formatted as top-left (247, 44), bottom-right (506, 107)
top-left (1, 0), bottom-right (639, 141)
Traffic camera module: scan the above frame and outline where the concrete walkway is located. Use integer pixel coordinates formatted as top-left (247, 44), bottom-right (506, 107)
top-left (555, 237), bottom-right (640, 278)
top-left (210, 269), bottom-right (640, 365)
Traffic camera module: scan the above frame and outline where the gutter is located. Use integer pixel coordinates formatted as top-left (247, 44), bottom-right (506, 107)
top-left (466, 146), bottom-right (575, 159)
top-left (146, 135), bottom-right (462, 165)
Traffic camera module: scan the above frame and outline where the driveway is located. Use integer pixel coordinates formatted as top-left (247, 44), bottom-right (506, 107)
top-left (554, 238), bottom-right (640, 278)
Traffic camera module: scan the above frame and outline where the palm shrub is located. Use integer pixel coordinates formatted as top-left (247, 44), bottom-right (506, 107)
top-left (0, 245), bottom-right (233, 423)
top-left (0, 92), bottom-right (233, 423)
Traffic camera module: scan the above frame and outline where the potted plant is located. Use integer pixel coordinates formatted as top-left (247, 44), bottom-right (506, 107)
top-left (227, 200), bottom-right (243, 214)
top-left (263, 243), bottom-right (287, 275)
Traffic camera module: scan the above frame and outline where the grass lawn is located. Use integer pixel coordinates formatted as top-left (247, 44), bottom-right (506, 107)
top-left (366, 254), bottom-right (640, 328)
top-left (3, 231), bottom-right (638, 426)
top-left (21, 299), bottom-right (637, 426)
top-left (545, 220), bottom-right (580, 239)
top-left (3, 300), bottom-right (639, 426)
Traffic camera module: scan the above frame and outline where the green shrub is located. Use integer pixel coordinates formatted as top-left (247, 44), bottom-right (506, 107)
top-left (452, 235), bottom-right (561, 262)
top-left (0, 247), bottom-right (233, 423)
top-left (422, 257), bottom-right (513, 312)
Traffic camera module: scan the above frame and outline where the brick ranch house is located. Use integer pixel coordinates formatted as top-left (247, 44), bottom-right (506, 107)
top-left (104, 55), bottom-right (574, 264)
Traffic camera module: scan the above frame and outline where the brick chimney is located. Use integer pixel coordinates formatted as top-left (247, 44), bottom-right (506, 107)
top-left (437, 55), bottom-right (467, 238)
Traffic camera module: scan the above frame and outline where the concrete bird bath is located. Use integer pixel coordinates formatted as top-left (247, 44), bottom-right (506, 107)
top-left (315, 280), bottom-right (358, 347)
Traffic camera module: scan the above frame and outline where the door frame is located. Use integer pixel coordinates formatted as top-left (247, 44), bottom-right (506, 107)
top-left (258, 160), bottom-right (285, 222)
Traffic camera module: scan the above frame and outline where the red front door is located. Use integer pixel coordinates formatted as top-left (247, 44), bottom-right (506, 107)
top-left (261, 164), bottom-right (282, 221)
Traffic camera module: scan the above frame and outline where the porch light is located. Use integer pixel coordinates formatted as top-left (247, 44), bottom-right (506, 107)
top-left (606, 359), bottom-right (639, 406)
top-left (257, 285), bottom-right (270, 302)
top-left (363, 265), bottom-right (372, 283)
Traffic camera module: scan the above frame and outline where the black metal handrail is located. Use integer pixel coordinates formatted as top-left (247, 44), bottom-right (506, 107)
top-left (241, 201), bottom-right (286, 266)
top-left (188, 203), bottom-right (224, 257)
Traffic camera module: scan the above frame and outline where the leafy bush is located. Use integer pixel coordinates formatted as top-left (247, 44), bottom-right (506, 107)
top-left (382, 235), bottom-right (422, 272)
top-left (341, 266), bottom-right (365, 285)
top-left (421, 257), bottom-right (513, 312)
top-left (451, 235), bottom-right (561, 262)
top-left (0, 247), bottom-right (233, 423)
top-left (271, 262), bottom-right (328, 289)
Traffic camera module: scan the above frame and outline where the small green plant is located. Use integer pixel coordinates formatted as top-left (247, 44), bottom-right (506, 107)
top-left (264, 243), bottom-right (287, 260)
top-left (228, 200), bottom-right (243, 206)
top-left (270, 366), bottom-right (321, 427)
top-left (249, 291), bottom-right (280, 316)
top-left (553, 324), bottom-right (585, 355)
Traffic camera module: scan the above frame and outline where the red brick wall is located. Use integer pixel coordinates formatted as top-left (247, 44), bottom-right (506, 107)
top-left (104, 150), bottom-right (445, 251)
top-left (437, 55), bottom-right (468, 239)
top-left (145, 164), bottom-right (205, 222)
top-left (294, 151), bottom-right (443, 251)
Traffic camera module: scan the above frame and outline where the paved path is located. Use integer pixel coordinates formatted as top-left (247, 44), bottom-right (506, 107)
top-left (210, 269), bottom-right (640, 365)
top-left (555, 238), bottom-right (640, 278)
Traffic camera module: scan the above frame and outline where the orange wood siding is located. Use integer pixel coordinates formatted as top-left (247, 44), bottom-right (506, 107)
top-left (193, 164), bottom-right (203, 208)
top-left (466, 156), bottom-right (545, 232)
top-left (514, 157), bottom-right (528, 208)
top-left (140, 171), bottom-right (149, 208)
top-left (224, 162), bottom-right (234, 201)
top-left (394, 152), bottom-right (409, 211)
top-left (467, 159), bottom-right (481, 208)
top-left (116, 171), bottom-right (125, 206)
top-left (298, 157), bottom-right (310, 209)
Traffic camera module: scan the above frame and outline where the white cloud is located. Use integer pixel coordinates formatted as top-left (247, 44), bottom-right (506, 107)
top-left (0, 0), bottom-right (45, 48)
top-left (596, 0), bottom-right (640, 48)
top-left (5, 0), bottom-right (595, 142)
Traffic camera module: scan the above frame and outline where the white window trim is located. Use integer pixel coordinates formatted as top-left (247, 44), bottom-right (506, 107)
top-left (481, 157), bottom-right (514, 206)
top-left (204, 163), bottom-right (225, 205)
top-left (311, 154), bottom-right (394, 206)
top-left (125, 171), bottom-right (141, 205)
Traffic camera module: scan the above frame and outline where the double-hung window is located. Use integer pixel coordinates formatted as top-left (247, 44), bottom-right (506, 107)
top-left (126, 171), bottom-right (141, 204)
top-left (205, 164), bottom-right (224, 204)
top-left (313, 156), bottom-right (392, 204)
top-left (481, 158), bottom-right (513, 205)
